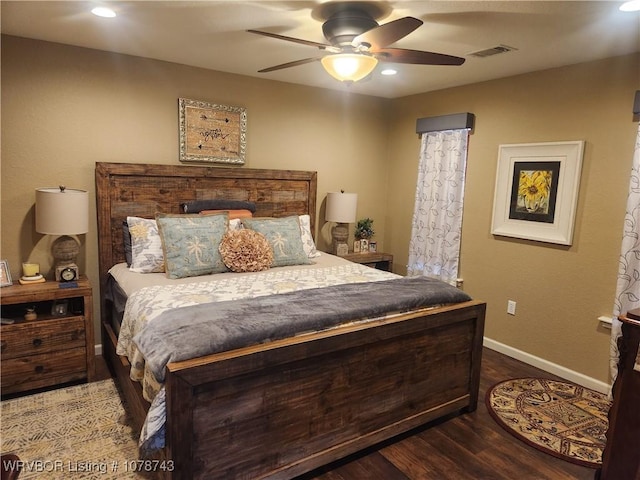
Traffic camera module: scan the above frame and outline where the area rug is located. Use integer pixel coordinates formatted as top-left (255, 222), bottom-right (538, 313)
top-left (1, 380), bottom-right (147, 479)
top-left (486, 377), bottom-right (611, 468)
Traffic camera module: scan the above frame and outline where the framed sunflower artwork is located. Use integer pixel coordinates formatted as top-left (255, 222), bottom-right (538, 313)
top-left (491, 141), bottom-right (584, 245)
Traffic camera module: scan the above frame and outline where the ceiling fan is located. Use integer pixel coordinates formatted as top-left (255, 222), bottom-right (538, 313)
top-left (248, 3), bottom-right (465, 83)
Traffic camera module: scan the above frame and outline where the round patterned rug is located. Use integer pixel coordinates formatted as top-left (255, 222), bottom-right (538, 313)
top-left (485, 377), bottom-right (611, 468)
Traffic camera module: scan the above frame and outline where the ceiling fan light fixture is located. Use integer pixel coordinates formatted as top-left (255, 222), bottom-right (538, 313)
top-left (620, 0), bottom-right (640, 11)
top-left (321, 54), bottom-right (378, 82)
top-left (91, 6), bottom-right (116, 18)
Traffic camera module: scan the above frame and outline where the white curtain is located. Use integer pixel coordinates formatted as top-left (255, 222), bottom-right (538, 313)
top-left (610, 123), bottom-right (640, 381)
top-left (407, 129), bottom-right (470, 285)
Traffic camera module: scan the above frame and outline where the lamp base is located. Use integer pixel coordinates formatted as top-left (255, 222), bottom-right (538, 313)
top-left (331, 223), bottom-right (350, 256)
top-left (52, 235), bottom-right (79, 263)
top-left (52, 235), bottom-right (80, 281)
top-left (334, 242), bottom-right (349, 256)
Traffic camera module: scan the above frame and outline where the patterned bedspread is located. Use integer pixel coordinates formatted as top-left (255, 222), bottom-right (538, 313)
top-left (114, 262), bottom-right (400, 451)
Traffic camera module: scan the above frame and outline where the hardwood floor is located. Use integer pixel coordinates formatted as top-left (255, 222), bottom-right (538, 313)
top-left (300, 348), bottom-right (598, 480)
top-left (94, 348), bottom-right (599, 480)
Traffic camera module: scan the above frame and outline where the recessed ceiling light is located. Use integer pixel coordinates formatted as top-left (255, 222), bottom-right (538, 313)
top-left (620, 0), bottom-right (640, 12)
top-left (381, 68), bottom-right (397, 76)
top-left (91, 6), bottom-right (116, 18)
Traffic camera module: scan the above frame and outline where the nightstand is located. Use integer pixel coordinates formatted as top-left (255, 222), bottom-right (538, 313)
top-left (342, 252), bottom-right (394, 272)
top-left (0, 276), bottom-right (95, 395)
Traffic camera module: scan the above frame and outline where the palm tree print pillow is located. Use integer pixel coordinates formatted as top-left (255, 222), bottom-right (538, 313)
top-left (242, 216), bottom-right (312, 268)
top-left (156, 212), bottom-right (229, 279)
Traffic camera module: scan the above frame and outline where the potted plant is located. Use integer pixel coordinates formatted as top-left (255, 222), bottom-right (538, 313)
top-left (355, 218), bottom-right (374, 240)
top-left (354, 218), bottom-right (374, 253)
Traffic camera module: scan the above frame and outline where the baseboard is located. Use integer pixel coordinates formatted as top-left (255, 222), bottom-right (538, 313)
top-left (483, 337), bottom-right (610, 394)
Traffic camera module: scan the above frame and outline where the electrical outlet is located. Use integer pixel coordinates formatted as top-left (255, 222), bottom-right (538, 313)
top-left (507, 300), bottom-right (517, 315)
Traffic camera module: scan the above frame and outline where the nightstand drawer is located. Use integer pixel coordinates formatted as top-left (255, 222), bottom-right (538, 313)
top-left (1, 347), bottom-right (87, 394)
top-left (1, 316), bottom-right (86, 360)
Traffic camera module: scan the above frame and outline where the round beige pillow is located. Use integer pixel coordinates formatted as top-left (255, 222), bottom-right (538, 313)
top-left (219, 229), bottom-right (274, 272)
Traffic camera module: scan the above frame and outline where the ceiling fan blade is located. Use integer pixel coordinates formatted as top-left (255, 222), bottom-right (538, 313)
top-left (247, 29), bottom-right (333, 50)
top-left (377, 48), bottom-right (465, 66)
top-left (352, 17), bottom-right (423, 50)
top-left (257, 57), bottom-right (322, 73)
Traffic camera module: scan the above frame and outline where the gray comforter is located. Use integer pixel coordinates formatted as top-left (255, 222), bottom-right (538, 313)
top-left (134, 276), bottom-right (471, 382)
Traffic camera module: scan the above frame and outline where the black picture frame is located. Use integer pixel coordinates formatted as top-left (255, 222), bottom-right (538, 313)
top-left (508, 161), bottom-right (561, 223)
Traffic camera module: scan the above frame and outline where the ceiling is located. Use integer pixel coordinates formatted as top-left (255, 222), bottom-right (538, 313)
top-left (1, 1), bottom-right (638, 98)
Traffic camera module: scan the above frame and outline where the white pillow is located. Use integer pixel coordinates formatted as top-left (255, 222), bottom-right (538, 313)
top-left (127, 217), bottom-right (165, 273)
top-left (298, 214), bottom-right (321, 258)
top-left (229, 218), bottom-right (243, 231)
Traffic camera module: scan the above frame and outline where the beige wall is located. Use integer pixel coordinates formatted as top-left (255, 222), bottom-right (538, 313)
top-left (1, 35), bottom-right (390, 341)
top-left (2, 34), bottom-right (638, 385)
top-left (387, 53), bottom-right (640, 384)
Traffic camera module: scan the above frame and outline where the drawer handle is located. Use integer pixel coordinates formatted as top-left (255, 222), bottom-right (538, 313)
top-left (0, 340), bottom-right (6, 352)
top-left (32, 338), bottom-right (43, 347)
top-left (35, 365), bottom-right (44, 374)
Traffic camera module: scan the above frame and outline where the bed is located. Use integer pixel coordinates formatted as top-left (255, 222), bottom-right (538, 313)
top-left (95, 162), bottom-right (486, 480)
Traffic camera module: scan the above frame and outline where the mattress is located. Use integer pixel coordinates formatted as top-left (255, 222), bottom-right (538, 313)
top-left (108, 251), bottom-right (360, 297)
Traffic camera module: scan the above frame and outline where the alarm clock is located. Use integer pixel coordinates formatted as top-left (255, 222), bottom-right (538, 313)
top-left (55, 264), bottom-right (79, 282)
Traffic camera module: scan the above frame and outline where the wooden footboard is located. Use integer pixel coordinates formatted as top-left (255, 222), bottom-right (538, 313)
top-left (164, 300), bottom-right (485, 480)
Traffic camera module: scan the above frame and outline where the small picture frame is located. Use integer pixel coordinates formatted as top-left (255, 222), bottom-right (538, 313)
top-left (353, 240), bottom-right (361, 253)
top-left (51, 300), bottom-right (69, 316)
top-left (0, 259), bottom-right (12, 287)
top-left (360, 239), bottom-right (369, 253)
top-left (336, 243), bottom-right (349, 257)
top-left (369, 241), bottom-right (377, 253)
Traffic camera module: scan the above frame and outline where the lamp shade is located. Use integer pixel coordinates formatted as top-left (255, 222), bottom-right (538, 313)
top-left (325, 192), bottom-right (357, 224)
top-left (36, 187), bottom-right (89, 235)
top-left (321, 54), bottom-right (378, 82)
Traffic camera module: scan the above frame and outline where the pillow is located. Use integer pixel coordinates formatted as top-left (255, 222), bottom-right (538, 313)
top-left (180, 200), bottom-right (256, 214)
top-left (200, 209), bottom-right (253, 219)
top-left (156, 213), bottom-right (229, 279)
top-left (298, 214), bottom-right (321, 258)
top-left (122, 220), bottom-right (133, 266)
top-left (242, 216), bottom-right (312, 267)
top-left (219, 229), bottom-right (274, 272)
top-left (229, 218), bottom-right (243, 231)
top-left (127, 217), bottom-right (164, 273)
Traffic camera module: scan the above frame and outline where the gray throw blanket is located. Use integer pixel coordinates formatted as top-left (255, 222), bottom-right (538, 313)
top-left (134, 276), bottom-right (471, 381)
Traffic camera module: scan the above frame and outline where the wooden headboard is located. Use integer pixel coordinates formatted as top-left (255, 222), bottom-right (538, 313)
top-left (95, 162), bottom-right (317, 290)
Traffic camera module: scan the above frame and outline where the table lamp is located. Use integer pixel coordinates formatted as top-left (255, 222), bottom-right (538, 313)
top-left (325, 191), bottom-right (357, 256)
top-left (36, 186), bottom-right (89, 282)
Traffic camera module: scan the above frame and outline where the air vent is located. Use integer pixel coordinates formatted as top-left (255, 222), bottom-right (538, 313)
top-left (469, 45), bottom-right (517, 58)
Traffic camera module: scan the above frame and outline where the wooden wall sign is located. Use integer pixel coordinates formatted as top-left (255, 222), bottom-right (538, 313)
top-left (179, 98), bottom-right (247, 165)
